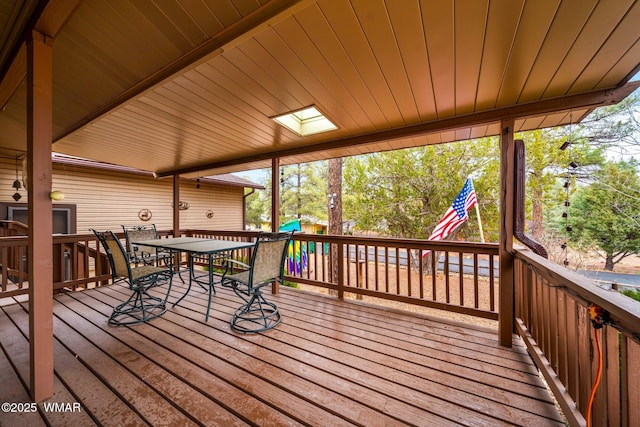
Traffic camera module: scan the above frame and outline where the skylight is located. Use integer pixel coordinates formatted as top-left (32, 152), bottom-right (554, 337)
top-left (272, 106), bottom-right (337, 136)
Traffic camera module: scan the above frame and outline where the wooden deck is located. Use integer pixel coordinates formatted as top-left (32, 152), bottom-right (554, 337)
top-left (0, 280), bottom-right (564, 426)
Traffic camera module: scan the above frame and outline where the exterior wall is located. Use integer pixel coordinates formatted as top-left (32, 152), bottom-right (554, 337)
top-left (0, 158), bottom-right (244, 233)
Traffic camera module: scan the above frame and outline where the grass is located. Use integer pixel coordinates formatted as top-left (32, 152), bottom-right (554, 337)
top-left (621, 288), bottom-right (640, 302)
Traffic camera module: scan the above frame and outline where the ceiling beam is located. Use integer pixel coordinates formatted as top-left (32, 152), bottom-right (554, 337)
top-left (0, 0), bottom-right (81, 110)
top-left (53, 0), bottom-right (311, 142)
top-left (156, 81), bottom-right (640, 178)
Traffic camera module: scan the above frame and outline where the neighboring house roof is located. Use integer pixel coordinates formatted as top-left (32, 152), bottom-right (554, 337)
top-left (51, 153), bottom-right (264, 190)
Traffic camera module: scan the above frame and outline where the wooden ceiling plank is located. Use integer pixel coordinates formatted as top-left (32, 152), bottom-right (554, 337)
top-left (475, 0), bottom-right (524, 111)
top-left (54, 0), bottom-right (308, 142)
top-left (421, 0), bottom-right (455, 117)
top-left (385, 0), bottom-right (437, 122)
top-left (68, 2), bottom-right (170, 80)
top-left (200, 0), bottom-right (243, 27)
top-left (520, 0), bottom-right (598, 100)
top-left (149, 0), bottom-right (215, 46)
top-left (174, 0), bottom-right (224, 35)
top-left (496, 0), bottom-right (561, 106)
top-left (0, 43), bottom-right (25, 110)
top-left (161, 71), bottom-right (277, 141)
top-left (598, 39), bottom-right (640, 89)
top-left (544, 0), bottom-right (635, 97)
top-left (318, 0), bottom-right (400, 125)
top-left (455, 128), bottom-right (472, 142)
top-left (200, 56), bottom-right (292, 118)
top-left (288, 7), bottom-right (376, 129)
top-left (454, 0), bottom-right (489, 115)
top-left (55, 28), bottom-right (136, 93)
top-left (225, 37), bottom-right (306, 113)
top-left (350, 0), bottom-right (419, 124)
top-left (0, 0), bottom-right (78, 110)
top-left (156, 81), bottom-right (640, 177)
top-left (232, 0), bottom-right (267, 17)
top-left (294, 4), bottom-right (381, 129)
top-left (119, 99), bottom-right (258, 153)
top-left (271, 10), bottom-right (370, 131)
top-left (84, 1), bottom-right (181, 64)
top-left (130, 95), bottom-right (259, 150)
top-left (570, 0), bottom-right (640, 93)
top-left (127, 1), bottom-right (195, 53)
top-left (193, 61), bottom-right (286, 123)
top-left (469, 125), bottom-right (489, 140)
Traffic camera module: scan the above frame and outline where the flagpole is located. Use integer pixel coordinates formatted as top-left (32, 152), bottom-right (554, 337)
top-left (474, 203), bottom-right (485, 243)
top-left (467, 177), bottom-right (485, 243)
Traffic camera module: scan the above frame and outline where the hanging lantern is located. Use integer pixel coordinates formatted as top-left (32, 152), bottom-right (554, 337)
top-left (11, 154), bottom-right (21, 200)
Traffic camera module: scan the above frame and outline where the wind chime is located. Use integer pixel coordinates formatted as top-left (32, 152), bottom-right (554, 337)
top-left (11, 154), bottom-right (22, 201)
top-left (559, 112), bottom-right (578, 267)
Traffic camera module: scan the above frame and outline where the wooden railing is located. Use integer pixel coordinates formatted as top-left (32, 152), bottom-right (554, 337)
top-left (3, 229), bottom-right (640, 426)
top-left (182, 230), bottom-right (500, 319)
top-left (0, 232), bottom-right (111, 297)
top-left (283, 233), bottom-right (500, 319)
top-left (514, 248), bottom-right (640, 427)
top-left (1, 229), bottom-right (500, 320)
top-left (0, 220), bottom-right (28, 237)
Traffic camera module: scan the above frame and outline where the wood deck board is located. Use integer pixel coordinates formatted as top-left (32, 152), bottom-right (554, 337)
top-left (275, 290), bottom-right (534, 362)
top-left (87, 287), bottom-right (448, 426)
top-left (0, 282), bottom-right (564, 426)
top-left (58, 292), bottom-right (310, 427)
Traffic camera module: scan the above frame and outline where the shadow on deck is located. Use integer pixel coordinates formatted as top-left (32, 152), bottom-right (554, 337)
top-left (0, 281), bottom-right (563, 426)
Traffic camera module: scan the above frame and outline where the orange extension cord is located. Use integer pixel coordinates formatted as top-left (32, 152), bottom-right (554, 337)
top-left (586, 326), bottom-right (603, 427)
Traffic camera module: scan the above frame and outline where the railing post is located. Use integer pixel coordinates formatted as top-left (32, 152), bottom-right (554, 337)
top-left (337, 241), bottom-right (344, 299)
top-left (499, 119), bottom-right (515, 347)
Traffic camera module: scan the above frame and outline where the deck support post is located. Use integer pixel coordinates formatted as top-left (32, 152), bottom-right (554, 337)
top-left (27, 30), bottom-right (54, 401)
top-left (271, 157), bottom-right (280, 294)
top-left (173, 174), bottom-right (181, 273)
top-left (499, 119), bottom-right (515, 347)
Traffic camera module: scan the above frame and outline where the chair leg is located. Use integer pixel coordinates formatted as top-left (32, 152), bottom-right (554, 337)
top-left (230, 289), bottom-right (281, 333)
top-left (109, 274), bottom-right (171, 325)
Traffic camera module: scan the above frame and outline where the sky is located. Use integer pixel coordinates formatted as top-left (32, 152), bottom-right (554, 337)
top-left (233, 168), bottom-right (268, 184)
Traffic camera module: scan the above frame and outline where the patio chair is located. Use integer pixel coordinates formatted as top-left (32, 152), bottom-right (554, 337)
top-left (221, 231), bottom-right (293, 333)
top-left (92, 229), bottom-right (173, 325)
top-left (122, 224), bottom-right (184, 283)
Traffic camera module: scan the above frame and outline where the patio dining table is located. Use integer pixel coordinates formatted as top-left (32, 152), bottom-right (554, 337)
top-left (133, 237), bottom-right (254, 320)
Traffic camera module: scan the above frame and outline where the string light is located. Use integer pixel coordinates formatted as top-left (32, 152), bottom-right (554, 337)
top-left (561, 111), bottom-right (575, 267)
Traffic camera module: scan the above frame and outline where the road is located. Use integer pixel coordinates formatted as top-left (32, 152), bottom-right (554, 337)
top-left (577, 270), bottom-right (640, 288)
top-left (346, 247), bottom-right (640, 287)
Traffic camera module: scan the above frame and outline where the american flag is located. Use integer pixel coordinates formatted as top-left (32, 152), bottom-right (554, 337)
top-left (423, 178), bottom-right (477, 256)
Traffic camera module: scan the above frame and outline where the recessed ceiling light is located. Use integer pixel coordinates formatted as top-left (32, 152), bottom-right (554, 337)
top-left (272, 106), bottom-right (337, 136)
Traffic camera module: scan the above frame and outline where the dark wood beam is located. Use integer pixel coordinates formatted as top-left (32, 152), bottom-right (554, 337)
top-left (0, 0), bottom-right (81, 110)
top-left (499, 119), bottom-right (515, 348)
top-left (156, 81), bottom-right (640, 178)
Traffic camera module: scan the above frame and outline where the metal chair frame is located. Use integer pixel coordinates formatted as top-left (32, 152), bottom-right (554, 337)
top-left (93, 229), bottom-right (173, 325)
top-left (221, 231), bottom-right (293, 333)
top-left (122, 224), bottom-right (185, 283)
